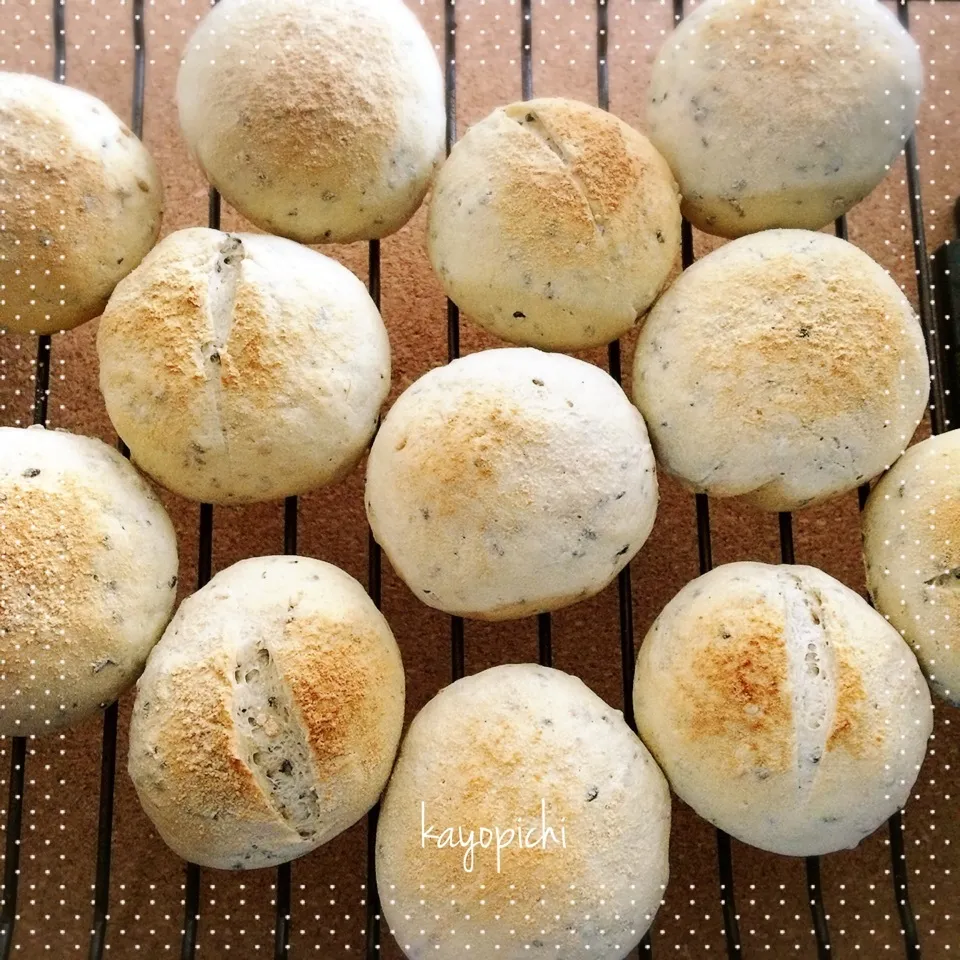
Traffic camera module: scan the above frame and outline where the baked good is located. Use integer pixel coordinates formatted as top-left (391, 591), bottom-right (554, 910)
top-left (365, 348), bottom-right (658, 619)
top-left (128, 555), bottom-right (405, 870)
top-left (177, 0), bottom-right (444, 243)
top-left (0, 425), bottom-right (177, 736)
top-left (633, 561), bottom-right (931, 857)
top-left (0, 72), bottom-right (163, 334)
top-left (632, 229), bottom-right (929, 512)
top-left (97, 228), bottom-right (390, 505)
top-left (377, 663), bottom-right (670, 959)
top-left (863, 431), bottom-right (960, 705)
top-left (428, 98), bottom-right (681, 349)
top-left (647, 0), bottom-right (922, 237)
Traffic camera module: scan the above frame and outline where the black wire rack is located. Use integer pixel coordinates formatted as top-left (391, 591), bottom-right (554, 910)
top-left (0, 0), bottom-right (956, 957)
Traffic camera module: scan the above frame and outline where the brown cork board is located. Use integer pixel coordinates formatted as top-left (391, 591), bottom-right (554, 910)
top-left (0, 0), bottom-right (958, 957)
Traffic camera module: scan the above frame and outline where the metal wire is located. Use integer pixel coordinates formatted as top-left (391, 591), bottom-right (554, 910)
top-left (87, 6), bottom-right (147, 957)
top-left (180, 102), bottom-right (221, 960)
top-left (668, 5), bottom-right (741, 955)
top-left (899, 0), bottom-right (950, 437)
top-left (445, 0), bottom-right (465, 684)
top-left (0, 2), bottom-right (65, 954)
top-left (516, 0), bottom-right (552, 675)
top-left (595, 4), bottom-right (644, 954)
top-left (273, 498), bottom-right (298, 957)
top-left (364, 239), bottom-right (383, 960)
top-left (521, 0), bottom-right (533, 102)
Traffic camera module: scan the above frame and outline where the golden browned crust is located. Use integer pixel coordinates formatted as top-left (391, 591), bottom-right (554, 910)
top-left (427, 98), bottom-right (680, 349)
top-left (681, 612), bottom-right (792, 774)
top-left (692, 257), bottom-right (904, 423)
top-left (389, 395), bottom-right (545, 521)
top-left (276, 616), bottom-right (400, 775)
top-left (0, 73), bottom-right (163, 334)
top-left (633, 230), bottom-right (929, 511)
top-left (177, 0), bottom-right (443, 243)
top-left (647, 0), bottom-right (921, 237)
top-left (497, 100), bottom-right (639, 253)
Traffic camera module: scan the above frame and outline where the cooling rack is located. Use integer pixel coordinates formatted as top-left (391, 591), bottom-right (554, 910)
top-left (0, 0), bottom-right (957, 957)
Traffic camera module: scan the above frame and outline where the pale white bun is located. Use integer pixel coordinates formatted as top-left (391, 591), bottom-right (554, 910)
top-left (0, 72), bottom-right (163, 334)
top-left (0, 426), bottom-right (177, 736)
top-left (863, 430), bottom-right (960, 705)
top-left (647, 0), bottom-right (922, 237)
top-left (97, 228), bottom-right (390, 505)
top-left (377, 663), bottom-right (670, 960)
top-left (632, 230), bottom-right (929, 512)
top-left (428, 97), bottom-right (681, 350)
top-left (177, 0), bottom-right (445, 243)
top-left (633, 562), bottom-right (931, 857)
top-left (128, 556), bottom-right (405, 870)
top-left (365, 348), bottom-right (658, 619)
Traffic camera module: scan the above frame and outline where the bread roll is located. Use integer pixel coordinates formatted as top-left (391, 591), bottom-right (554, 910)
top-left (632, 230), bottom-right (928, 512)
top-left (177, 0), bottom-right (444, 243)
top-left (634, 562), bottom-right (931, 857)
top-left (128, 556), bottom-right (405, 870)
top-left (863, 431), bottom-right (960, 705)
top-left (0, 72), bottom-right (163, 334)
top-left (365, 348), bottom-right (658, 619)
top-left (428, 98), bottom-right (681, 350)
top-left (377, 664), bottom-right (670, 960)
top-left (0, 426), bottom-right (177, 736)
top-left (647, 0), bottom-right (922, 237)
top-left (97, 228), bottom-right (390, 505)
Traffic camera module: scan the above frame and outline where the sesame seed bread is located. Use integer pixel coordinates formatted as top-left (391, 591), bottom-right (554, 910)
top-left (428, 98), bottom-right (681, 350)
top-left (97, 228), bottom-right (390, 505)
top-left (128, 556), bottom-right (405, 871)
top-left (365, 348), bottom-right (658, 620)
top-left (631, 229), bottom-right (929, 512)
top-left (647, 0), bottom-right (922, 237)
top-left (633, 562), bottom-right (931, 857)
top-left (0, 426), bottom-right (177, 736)
top-left (376, 663), bottom-right (670, 960)
top-left (863, 431), bottom-right (960, 706)
top-left (176, 0), bottom-right (445, 243)
top-left (0, 72), bottom-right (163, 335)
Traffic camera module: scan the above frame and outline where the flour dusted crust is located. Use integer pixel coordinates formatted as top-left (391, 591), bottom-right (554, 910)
top-left (97, 228), bottom-right (390, 505)
top-left (863, 431), bottom-right (960, 706)
top-left (647, 0), bottom-right (922, 237)
top-left (428, 98), bottom-right (681, 350)
top-left (377, 664), bottom-right (670, 959)
top-left (0, 426), bottom-right (177, 736)
top-left (632, 230), bottom-right (929, 512)
top-left (128, 556), bottom-right (405, 870)
top-left (177, 0), bottom-right (444, 243)
top-left (0, 72), bottom-right (163, 334)
top-left (365, 348), bottom-right (658, 620)
top-left (633, 562), bottom-right (931, 857)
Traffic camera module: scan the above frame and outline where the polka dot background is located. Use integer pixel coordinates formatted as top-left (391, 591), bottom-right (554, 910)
top-left (0, 0), bottom-right (957, 956)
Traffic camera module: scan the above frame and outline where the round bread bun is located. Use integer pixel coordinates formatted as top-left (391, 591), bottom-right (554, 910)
top-left (377, 663), bottom-right (670, 959)
top-left (863, 431), bottom-right (960, 706)
top-left (128, 555), bottom-right (405, 871)
top-left (634, 562), bottom-right (931, 857)
top-left (428, 98), bottom-right (681, 350)
top-left (97, 228), bottom-right (390, 505)
top-left (176, 0), bottom-right (444, 243)
top-left (0, 72), bottom-right (163, 334)
top-left (0, 426), bottom-right (177, 736)
top-left (632, 230), bottom-right (929, 512)
top-left (365, 348), bottom-right (658, 620)
top-left (646, 0), bottom-right (922, 237)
